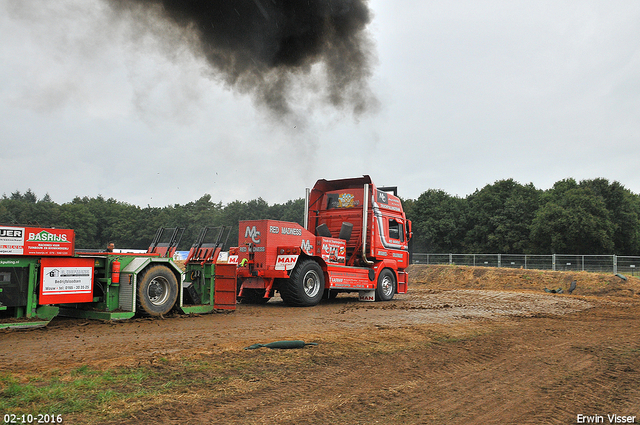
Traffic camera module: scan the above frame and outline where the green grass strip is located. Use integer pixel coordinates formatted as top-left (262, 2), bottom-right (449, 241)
top-left (0, 359), bottom-right (228, 424)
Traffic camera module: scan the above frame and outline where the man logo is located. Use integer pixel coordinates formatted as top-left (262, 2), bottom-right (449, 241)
top-left (244, 226), bottom-right (261, 244)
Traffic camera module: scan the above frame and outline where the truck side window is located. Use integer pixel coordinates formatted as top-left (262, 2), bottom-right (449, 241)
top-left (388, 219), bottom-right (404, 242)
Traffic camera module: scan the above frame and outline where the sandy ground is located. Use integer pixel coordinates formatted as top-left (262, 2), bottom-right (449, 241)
top-left (1, 264), bottom-right (639, 424)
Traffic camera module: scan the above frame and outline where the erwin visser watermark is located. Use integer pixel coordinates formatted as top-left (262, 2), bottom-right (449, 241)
top-left (576, 414), bottom-right (637, 423)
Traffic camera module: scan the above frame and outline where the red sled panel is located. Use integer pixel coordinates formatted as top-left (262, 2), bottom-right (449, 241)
top-left (39, 257), bottom-right (94, 304)
top-left (214, 263), bottom-right (237, 310)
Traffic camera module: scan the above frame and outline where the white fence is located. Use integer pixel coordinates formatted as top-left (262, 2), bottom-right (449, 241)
top-left (411, 253), bottom-right (640, 276)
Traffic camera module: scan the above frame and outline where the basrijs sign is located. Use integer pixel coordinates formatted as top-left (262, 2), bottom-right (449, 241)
top-left (27, 230), bottom-right (71, 243)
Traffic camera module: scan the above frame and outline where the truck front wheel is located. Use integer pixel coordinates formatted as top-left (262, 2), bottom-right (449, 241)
top-left (376, 269), bottom-right (396, 301)
top-left (137, 265), bottom-right (178, 316)
top-left (282, 260), bottom-right (324, 306)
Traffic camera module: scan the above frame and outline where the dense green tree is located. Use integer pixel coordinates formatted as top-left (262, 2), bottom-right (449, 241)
top-left (530, 184), bottom-right (615, 254)
top-left (464, 179), bottom-right (541, 253)
top-left (409, 189), bottom-right (466, 253)
top-left (0, 191), bottom-right (59, 226)
top-left (22, 189), bottom-right (38, 204)
top-left (578, 179), bottom-right (640, 254)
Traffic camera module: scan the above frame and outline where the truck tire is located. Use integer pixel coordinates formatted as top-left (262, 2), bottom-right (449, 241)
top-left (281, 259), bottom-right (324, 306)
top-left (376, 269), bottom-right (396, 301)
top-left (137, 265), bottom-right (178, 316)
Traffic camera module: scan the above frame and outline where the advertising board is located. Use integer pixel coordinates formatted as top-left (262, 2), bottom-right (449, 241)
top-left (39, 257), bottom-right (94, 304)
top-left (0, 226), bottom-right (75, 256)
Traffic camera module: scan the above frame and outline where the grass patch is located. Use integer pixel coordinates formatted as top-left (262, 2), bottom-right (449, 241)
top-left (0, 359), bottom-right (231, 424)
top-left (0, 373), bottom-right (92, 416)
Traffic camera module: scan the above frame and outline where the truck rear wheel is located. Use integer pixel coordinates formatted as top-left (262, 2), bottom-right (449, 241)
top-left (281, 259), bottom-right (324, 306)
top-left (376, 269), bottom-right (396, 301)
top-left (137, 265), bottom-right (178, 316)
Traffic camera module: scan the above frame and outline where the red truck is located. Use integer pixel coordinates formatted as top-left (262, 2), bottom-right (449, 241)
top-left (235, 175), bottom-right (412, 306)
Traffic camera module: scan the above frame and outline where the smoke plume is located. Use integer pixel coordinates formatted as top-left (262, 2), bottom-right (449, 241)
top-left (106, 0), bottom-right (378, 117)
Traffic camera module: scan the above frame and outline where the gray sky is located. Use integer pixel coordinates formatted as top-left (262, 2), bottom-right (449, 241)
top-left (1, 0), bottom-right (639, 207)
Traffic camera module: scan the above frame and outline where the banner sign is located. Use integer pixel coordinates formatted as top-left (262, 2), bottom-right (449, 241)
top-left (39, 257), bottom-right (94, 304)
top-left (0, 226), bottom-right (75, 256)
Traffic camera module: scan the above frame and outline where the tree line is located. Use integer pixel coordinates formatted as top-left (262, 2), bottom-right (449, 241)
top-left (403, 178), bottom-right (640, 255)
top-left (2, 177), bottom-right (639, 255)
top-left (0, 191), bottom-right (304, 251)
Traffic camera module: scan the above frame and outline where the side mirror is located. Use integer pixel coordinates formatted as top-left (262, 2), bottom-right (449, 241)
top-left (406, 220), bottom-right (413, 241)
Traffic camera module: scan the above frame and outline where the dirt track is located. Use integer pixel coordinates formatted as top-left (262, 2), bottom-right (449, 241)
top-left (2, 265), bottom-right (640, 424)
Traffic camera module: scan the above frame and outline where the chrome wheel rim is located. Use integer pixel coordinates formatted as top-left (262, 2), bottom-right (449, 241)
top-left (148, 276), bottom-right (170, 306)
top-left (380, 274), bottom-right (393, 298)
top-left (303, 270), bottom-right (321, 298)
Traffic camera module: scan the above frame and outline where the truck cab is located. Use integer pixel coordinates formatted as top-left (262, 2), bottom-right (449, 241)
top-left (306, 176), bottom-right (411, 269)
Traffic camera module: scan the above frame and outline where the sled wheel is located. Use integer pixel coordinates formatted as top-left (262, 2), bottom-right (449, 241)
top-left (137, 265), bottom-right (178, 316)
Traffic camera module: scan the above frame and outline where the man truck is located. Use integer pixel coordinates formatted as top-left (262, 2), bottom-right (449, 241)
top-left (236, 175), bottom-right (412, 306)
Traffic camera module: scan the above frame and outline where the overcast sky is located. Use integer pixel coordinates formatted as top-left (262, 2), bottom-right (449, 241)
top-left (1, 0), bottom-right (639, 208)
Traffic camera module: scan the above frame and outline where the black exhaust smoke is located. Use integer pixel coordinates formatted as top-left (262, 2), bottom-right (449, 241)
top-left (106, 0), bottom-right (377, 117)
